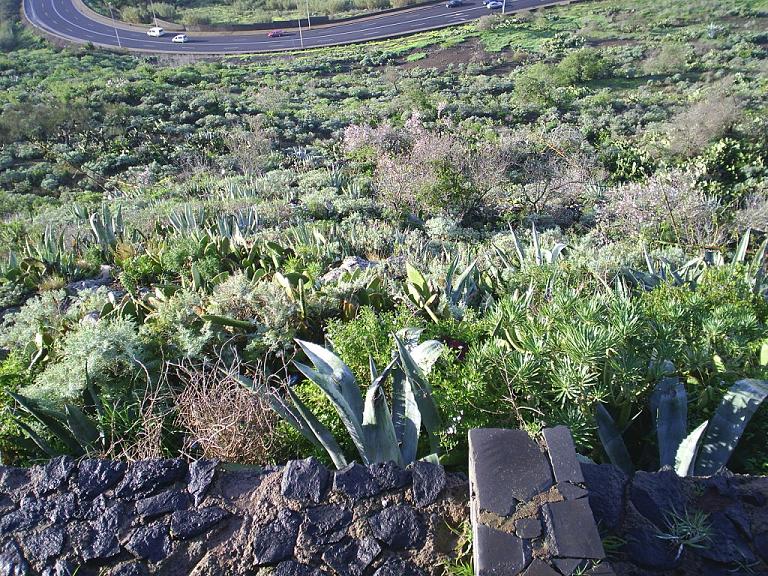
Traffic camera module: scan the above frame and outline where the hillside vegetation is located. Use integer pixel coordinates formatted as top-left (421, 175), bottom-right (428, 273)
top-left (1, 0), bottom-right (768, 479)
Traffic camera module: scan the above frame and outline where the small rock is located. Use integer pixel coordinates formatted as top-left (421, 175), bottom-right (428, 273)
top-left (170, 506), bottom-right (229, 540)
top-left (31, 456), bottom-right (75, 495)
top-left (136, 489), bottom-right (191, 519)
top-left (187, 459), bottom-right (218, 505)
top-left (0, 467), bottom-right (30, 493)
top-left (755, 531), bottom-right (768, 563)
top-left (556, 481), bottom-right (588, 500)
top-left (0, 541), bottom-right (30, 576)
top-left (322, 537), bottom-right (381, 576)
top-left (740, 491), bottom-right (766, 507)
top-left (725, 503), bottom-right (751, 538)
top-left (521, 559), bottom-right (560, 576)
top-left (275, 560), bottom-right (325, 576)
top-left (109, 562), bottom-right (150, 576)
top-left (369, 505), bottom-right (425, 550)
top-left (50, 492), bottom-right (77, 523)
top-left (253, 509), bottom-right (302, 565)
top-left (622, 527), bottom-right (680, 570)
top-left (372, 557), bottom-right (425, 576)
top-left (411, 461), bottom-right (446, 507)
top-left (321, 256), bottom-right (375, 283)
top-left (23, 525), bottom-right (65, 565)
top-left (115, 459), bottom-right (187, 498)
top-left (75, 459), bottom-right (126, 499)
top-left (514, 517), bottom-right (541, 539)
top-left (124, 523), bottom-right (172, 563)
top-left (41, 559), bottom-right (78, 576)
top-left (585, 564), bottom-right (616, 576)
top-left (301, 504), bottom-right (353, 547)
top-left (581, 463), bottom-right (627, 531)
top-left (553, 558), bottom-right (589, 576)
top-left (542, 426), bottom-right (585, 484)
top-left (0, 496), bottom-right (45, 534)
top-left (282, 458), bottom-right (330, 504)
top-left (0, 494), bottom-right (14, 514)
top-left (474, 524), bottom-right (529, 576)
top-left (369, 461), bottom-right (411, 491)
top-left (630, 470), bottom-right (685, 529)
top-left (333, 462), bottom-right (380, 500)
top-left (696, 511), bottom-right (755, 564)
top-left (541, 499), bottom-right (605, 559)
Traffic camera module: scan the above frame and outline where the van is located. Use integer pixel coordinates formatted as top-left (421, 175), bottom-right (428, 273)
top-left (147, 26), bottom-right (164, 37)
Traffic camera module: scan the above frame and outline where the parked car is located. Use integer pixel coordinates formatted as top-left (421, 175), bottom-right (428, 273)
top-left (147, 26), bottom-right (164, 37)
top-left (446, 0), bottom-right (463, 7)
top-left (172, 34), bottom-right (189, 43)
top-left (486, 1), bottom-right (503, 7)
top-left (267, 30), bottom-right (287, 38)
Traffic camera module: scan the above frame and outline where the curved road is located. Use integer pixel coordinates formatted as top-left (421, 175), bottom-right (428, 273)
top-left (23, 0), bottom-right (558, 53)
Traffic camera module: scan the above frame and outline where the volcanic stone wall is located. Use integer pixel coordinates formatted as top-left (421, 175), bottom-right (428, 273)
top-left (0, 456), bottom-right (468, 575)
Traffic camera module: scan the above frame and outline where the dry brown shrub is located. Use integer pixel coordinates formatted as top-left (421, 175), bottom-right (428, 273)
top-left (173, 357), bottom-right (279, 465)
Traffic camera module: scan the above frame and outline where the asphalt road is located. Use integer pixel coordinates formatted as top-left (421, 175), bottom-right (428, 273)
top-left (23, 0), bottom-right (559, 54)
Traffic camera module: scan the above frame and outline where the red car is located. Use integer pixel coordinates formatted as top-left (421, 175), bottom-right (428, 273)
top-left (267, 30), bottom-right (287, 38)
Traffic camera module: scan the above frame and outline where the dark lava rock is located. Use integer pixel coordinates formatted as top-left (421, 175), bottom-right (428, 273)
top-left (542, 426), bottom-right (585, 484)
top-left (0, 493), bottom-right (14, 514)
top-left (124, 522), bottom-right (173, 563)
top-left (0, 541), bottom-right (30, 576)
top-left (77, 506), bottom-right (122, 562)
top-left (521, 559), bottom-right (560, 576)
top-left (755, 531), bottom-right (768, 563)
top-left (581, 463), bottom-right (627, 531)
top-left (514, 517), bottom-right (541, 539)
top-left (253, 509), bottom-right (302, 564)
top-left (553, 558), bottom-right (589, 576)
top-left (275, 560), bottom-right (325, 576)
top-left (469, 429), bottom-right (553, 515)
top-left (541, 499), bottom-right (605, 559)
top-left (41, 559), bottom-right (78, 576)
top-left (136, 489), bottom-right (191, 519)
top-left (369, 505), bottom-right (425, 550)
top-left (369, 461), bottom-right (411, 491)
top-left (170, 506), bottom-right (229, 540)
top-left (725, 503), bottom-right (751, 538)
top-left (115, 459), bottom-right (187, 498)
top-left (109, 562), bottom-right (150, 576)
top-left (474, 524), bottom-right (529, 576)
top-left (75, 459), bottom-right (126, 499)
top-left (696, 511), bottom-right (755, 564)
top-left (322, 537), bottom-right (381, 576)
top-left (301, 504), bottom-right (353, 547)
top-left (282, 458), bottom-right (330, 504)
top-left (622, 527), bottom-right (680, 570)
top-left (630, 470), bottom-right (685, 529)
top-left (31, 456), bottom-right (75, 495)
top-left (0, 496), bottom-right (45, 534)
top-left (556, 481), bottom-right (588, 500)
top-left (187, 459), bottom-right (218, 505)
top-left (586, 565), bottom-right (616, 576)
top-left (703, 474), bottom-right (737, 499)
top-left (411, 461), bottom-right (446, 508)
top-left (50, 491), bottom-right (77, 523)
top-left (23, 525), bottom-right (65, 565)
top-left (333, 462), bottom-right (380, 500)
top-left (0, 467), bottom-right (30, 493)
top-left (372, 557), bottom-right (425, 576)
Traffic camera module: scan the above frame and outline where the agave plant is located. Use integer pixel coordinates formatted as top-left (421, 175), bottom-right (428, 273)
top-left (405, 257), bottom-right (478, 323)
top-left (243, 330), bottom-right (443, 469)
top-left (596, 375), bottom-right (768, 476)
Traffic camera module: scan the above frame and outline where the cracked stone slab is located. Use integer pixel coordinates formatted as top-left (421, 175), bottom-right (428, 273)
top-left (542, 426), bottom-right (584, 485)
top-left (282, 458), bottom-right (330, 504)
top-left (522, 559), bottom-right (561, 576)
top-left (473, 524), bottom-right (529, 576)
top-left (253, 510), bottom-right (302, 565)
top-left (542, 499), bottom-right (605, 560)
top-left (469, 428), bottom-right (553, 516)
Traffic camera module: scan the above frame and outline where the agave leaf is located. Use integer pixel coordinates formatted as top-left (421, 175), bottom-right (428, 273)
top-left (391, 365), bottom-right (422, 465)
top-left (284, 385), bottom-right (349, 469)
top-left (761, 342), bottom-right (768, 367)
top-left (293, 360), bottom-right (367, 461)
top-left (64, 404), bottom-right (100, 452)
top-left (409, 339), bottom-right (443, 375)
top-left (550, 243), bottom-right (567, 265)
top-left (531, 223), bottom-right (541, 266)
top-left (362, 377), bottom-right (402, 466)
top-left (735, 229), bottom-right (751, 263)
top-left (595, 403), bottom-right (634, 475)
top-left (651, 377), bottom-right (688, 468)
top-left (201, 314), bottom-right (257, 330)
top-left (10, 393), bottom-right (84, 456)
top-left (509, 229), bottom-right (526, 268)
top-left (295, 339), bottom-right (363, 420)
top-left (395, 335), bottom-right (442, 455)
top-left (14, 420), bottom-right (61, 457)
top-left (675, 420), bottom-right (708, 477)
top-left (694, 379), bottom-right (768, 476)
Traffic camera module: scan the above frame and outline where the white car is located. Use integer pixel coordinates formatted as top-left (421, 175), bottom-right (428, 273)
top-left (172, 34), bottom-right (189, 43)
top-left (147, 26), bottom-right (164, 37)
top-left (486, 1), bottom-right (503, 7)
